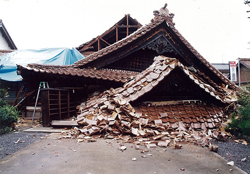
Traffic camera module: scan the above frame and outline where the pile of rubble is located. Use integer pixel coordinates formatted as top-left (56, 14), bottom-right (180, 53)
top-left (63, 90), bottom-right (230, 151)
top-left (63, 56), bottom-right (236, 150)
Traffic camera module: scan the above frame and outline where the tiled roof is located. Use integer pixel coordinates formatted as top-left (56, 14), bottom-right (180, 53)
top-left (239, 58), bottom-right (250, 69)
top-left (82, 56), bottom-right (237, 112)
top-left (72, 15), bottom-right (237, 90)
top-left (77, 56), bottom-right (235, 131)
top-left (134, 102), bottom-right (226, 130)
top-left (17, 64), bottom-right (139, 83)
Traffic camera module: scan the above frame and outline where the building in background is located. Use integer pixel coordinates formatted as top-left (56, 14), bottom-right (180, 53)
top-left (0, 19), bottom-right (18, 104)
top-left (236, 58), bottom-right (250, 90)
top-left (0, 19), bottom-right (17, 55)
top-left (212, 63), bottom-right (229, 79)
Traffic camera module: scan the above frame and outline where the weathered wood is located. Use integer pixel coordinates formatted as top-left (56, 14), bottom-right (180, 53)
top-left (41, 89), bottom-right (74, 127)
top-left (100, 37), bottom-right (110, 46)
top-left (98, 38), bottom-right (101, 51)
top-left (126, 14), bottom-right (129, 36)
top-left (51, 120), bottom-right (78, 127)
top-left (116, 26), bottom-right (118, 42)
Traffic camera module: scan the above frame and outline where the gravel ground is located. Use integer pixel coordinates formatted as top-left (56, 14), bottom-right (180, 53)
top-left (0, 130), bottom-right (48, 161)
top-left (212, 139), bottom-right (250, 174)
top-left (1, 130), bottom-right (249, 173)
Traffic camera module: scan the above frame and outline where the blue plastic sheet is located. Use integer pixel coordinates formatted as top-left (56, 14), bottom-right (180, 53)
top-left (0, 48), bottom-right (84, 81)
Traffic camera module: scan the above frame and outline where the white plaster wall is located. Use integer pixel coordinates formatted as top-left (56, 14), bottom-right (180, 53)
top-left (0, 30), bottom-right (11, 50)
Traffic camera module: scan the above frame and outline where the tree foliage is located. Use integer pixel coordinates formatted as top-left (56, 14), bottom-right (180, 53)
top-left (227, 89), bottom-right (250, 136)
top-left (0, 86), bottom-right (19, 135)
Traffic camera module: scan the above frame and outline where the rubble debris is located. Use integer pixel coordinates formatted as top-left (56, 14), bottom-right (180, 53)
top-left (119, 146), bottom-right (127, 152)
top-left (227, 161), bottom-right (234, 166)
top-left (64, 56), bottom-right (236, 152)
top-left (241, 158), bottom-right (246, 162)
top-left (132, 158), bottom-right (137, 161)
top-left (242, 140), bottom-right (248, 145)
top-left (147, 143), bottom-right (157, 148)
top-left (209, 144), bottom-right (218, 152)
top-left (158, 140), bottom-right (170, 147)
top-left (180, 168), bottom-right (185, 171)
top-left (14, 138), bottom-right (20, 144)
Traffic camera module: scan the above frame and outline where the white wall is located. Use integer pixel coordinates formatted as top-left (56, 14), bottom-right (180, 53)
top-left (0, 30), bottom-right (11, 50)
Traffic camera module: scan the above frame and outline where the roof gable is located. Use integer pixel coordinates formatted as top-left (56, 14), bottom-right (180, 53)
top-left (72, 7), bottom-right (236, 90)
top-left (118, 56), bottom-right (236, 104)
top-left (83, 56), bottom-right (237, 109)
top-left (239, 58), bottom-right (250, 69)
top-left (0, 20), bottom-right (17, 50)
top-left (76, 14), bottom-right (141, 56)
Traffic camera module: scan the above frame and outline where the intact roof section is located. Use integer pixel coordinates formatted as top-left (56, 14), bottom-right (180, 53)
top-left (0, 19), bottom-right (17, 50)
top-left (212, 63), bottom-right (229, 70)
top-left (239, 58), bottom-right (250, 69)
top-left (17, 64), bottom-right (139, 83)
top-left (72, 12), bottom-right (237, 90)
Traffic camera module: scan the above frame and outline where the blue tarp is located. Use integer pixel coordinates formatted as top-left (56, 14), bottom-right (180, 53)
top-left (0, 48), bottom-right (84, 81)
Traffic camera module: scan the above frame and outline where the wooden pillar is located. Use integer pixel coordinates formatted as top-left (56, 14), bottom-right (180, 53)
top-left (97, 37), bottom-right (101, 51)
top-left (126, 15), bottom-right (129, 36)
top-left (116, 26), bottom-right (118, 42)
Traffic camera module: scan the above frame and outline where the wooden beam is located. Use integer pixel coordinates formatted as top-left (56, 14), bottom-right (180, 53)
top-left (98, 37), bottom-right (101, 50)
top-left (117, 25), bottom-right (140, 28)
top-left (100, 37), bottom-right (111, 46)
top-left (127, 15), bottom-right (129, 36)
top-left (79, 46), bottom-right (94, 52)
top-left (116, 27), bottom-right (118, 42)
top-left (51, 120), bottom-right (78, 127)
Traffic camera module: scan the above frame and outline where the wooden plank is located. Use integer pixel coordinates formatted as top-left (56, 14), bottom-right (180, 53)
top-left (41, 90), bottom-right (50, 127)
top-left (51, 120), bottom-right (78, 127)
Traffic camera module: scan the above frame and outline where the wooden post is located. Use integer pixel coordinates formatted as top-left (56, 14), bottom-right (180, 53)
top-left (126, 15), bottom-right (129, 36)
top-left (97, 37), bottom-right (101, 51)
top-left (58, 90), bottom-right (61, 119)
top-left (116, 26), bottom-right (118, 42)
top-left (67, 91), bottom-right (70, 118)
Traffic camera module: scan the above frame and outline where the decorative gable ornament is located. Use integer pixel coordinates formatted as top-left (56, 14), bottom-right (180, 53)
top-left (142, 35), bottom-right (178, 55)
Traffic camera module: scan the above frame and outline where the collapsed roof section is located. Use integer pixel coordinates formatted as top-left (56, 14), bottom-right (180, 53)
top-left (76, 14), bottom-right (142, 57)
top-left (81, 56), bottom-right (237, 111)
top-left (77, 56), bottom-right (236, 131)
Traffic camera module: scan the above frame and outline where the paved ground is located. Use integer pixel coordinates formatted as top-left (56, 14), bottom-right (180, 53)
top-left (0, 133), bottom-right (246, 174)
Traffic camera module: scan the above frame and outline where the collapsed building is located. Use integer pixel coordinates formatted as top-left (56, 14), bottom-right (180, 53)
top-left (17, 3), bottom-right (238, 141)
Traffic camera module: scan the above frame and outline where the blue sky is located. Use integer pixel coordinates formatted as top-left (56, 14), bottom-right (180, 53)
top-left (0, 0), bottom-right (250, 63)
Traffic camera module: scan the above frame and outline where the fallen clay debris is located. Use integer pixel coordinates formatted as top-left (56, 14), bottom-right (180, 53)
top-left (241, 158), bottom-right (246, 162)
top-left (59, 56), bottom-right (238, 152)
top-left (209, 144), bottom-right (219, 152)
top-left (227, 161), bottom-right (234, 166)
top-left (132, 158), bottom-right (137, 161)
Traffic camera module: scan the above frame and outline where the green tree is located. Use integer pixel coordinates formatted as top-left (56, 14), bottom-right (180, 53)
top-left (0, 85), bottom-right (19, 135)
top-left (227, 89), bottom-right (250, 136)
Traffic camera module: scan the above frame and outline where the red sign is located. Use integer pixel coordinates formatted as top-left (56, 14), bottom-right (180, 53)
top-left (230, 61), bottom-right (236, 67)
